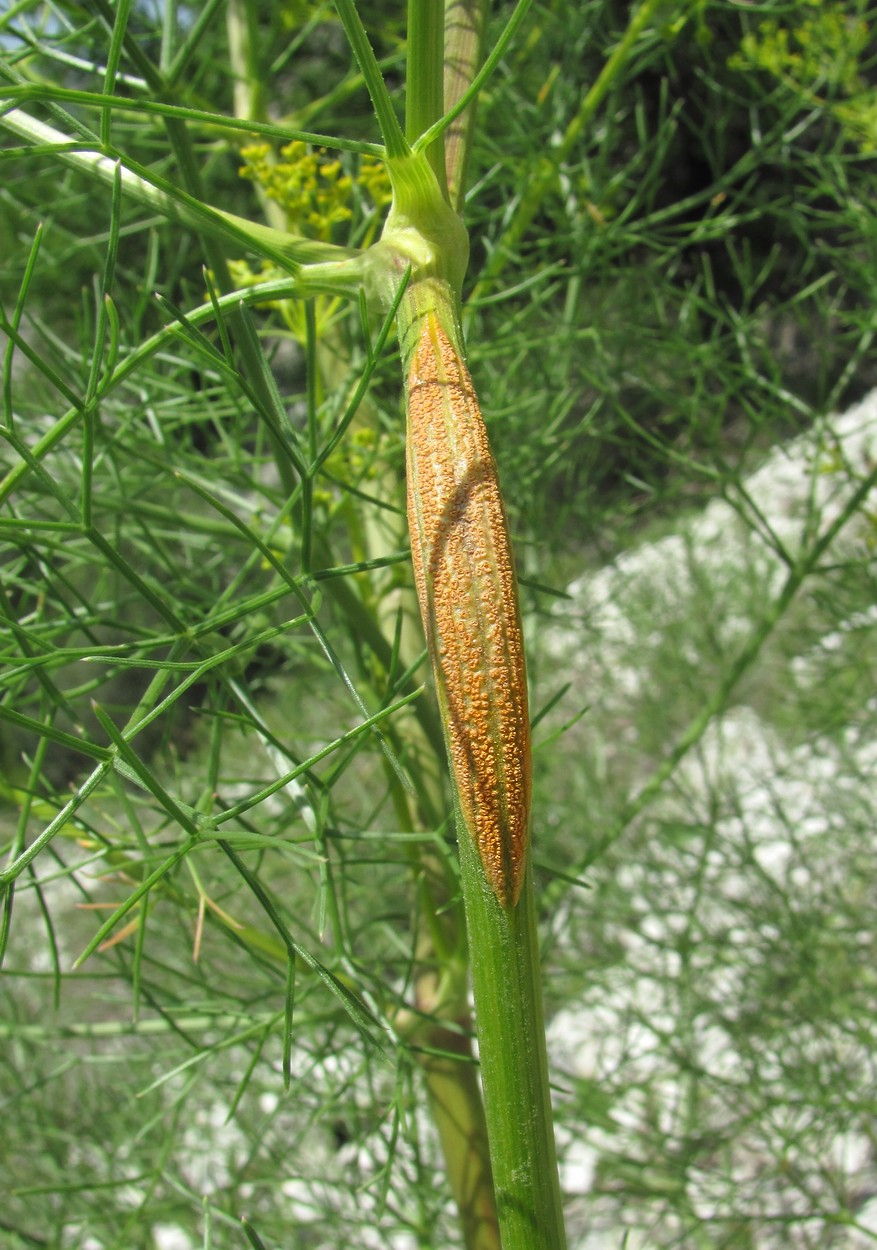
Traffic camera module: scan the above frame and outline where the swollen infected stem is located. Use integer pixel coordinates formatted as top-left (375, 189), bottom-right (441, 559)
top-left (399, 279), bottom-right (567, 1248)
top-left (402, 287), bottom-right (531, 907)
top-left (375, 109), bottom-right (564, 1247)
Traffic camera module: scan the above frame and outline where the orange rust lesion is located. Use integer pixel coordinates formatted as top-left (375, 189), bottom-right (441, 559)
top-left (405, 312), bottom-right (531, 907)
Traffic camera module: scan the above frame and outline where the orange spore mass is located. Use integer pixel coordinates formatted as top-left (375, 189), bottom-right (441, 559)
top-left (406, 313), bottom-right (531, 907)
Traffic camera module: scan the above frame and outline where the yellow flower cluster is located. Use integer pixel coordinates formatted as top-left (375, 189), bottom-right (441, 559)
top-left (239, 140), bottom-right (391, 240)
top-left (730, 2), bottom-right (875, 150)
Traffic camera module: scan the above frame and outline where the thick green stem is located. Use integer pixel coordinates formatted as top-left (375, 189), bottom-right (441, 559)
top-left (459, 839), bottom-right (567, 1250)
top-left (374, 28), bottom-right (569, 1201)
top-left (443, 0), bottom-right (489, 211)
top-left (375, 111), bottom-right (565, 1236)
top-left (406, 0), bottom-right (449, 193)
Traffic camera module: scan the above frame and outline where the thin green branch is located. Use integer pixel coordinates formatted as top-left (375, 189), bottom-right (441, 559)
top-left (0, 108), bottom-right (360, 270)
top-left (100, 0), bottom-right (132, 147)
top-left (0, 81), bottom-right (384, 154)
top-left (333, 0), bottom-right (409, 158)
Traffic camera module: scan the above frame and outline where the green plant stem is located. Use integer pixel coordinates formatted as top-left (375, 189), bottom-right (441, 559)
top-left (458, 835), bottom-right (567, 1250)
top-left (363, 12), bottom-right (501, 1237)
top-left (374, 15), bottom-right (567, 1212)
top-left (443, 0), bottom-right (489, 212)
top-left (380, 5), bottom-right (562, 1223)
top-left (0, 80), bottom-right (382, 153)
top-left (406, 0), bottom-right (448, 192)
top-left (333, 0), bottom-right (409, 158)
top-left (0, 107), bottom-right (358, 271)
top-left (226, 0), bottom-right (288, 236)
top-left (227, 0), bottom-right (265, 126)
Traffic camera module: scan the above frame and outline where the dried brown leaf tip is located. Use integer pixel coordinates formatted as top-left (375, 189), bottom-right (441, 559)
top-left (406, 312), bottom-right (531, 907)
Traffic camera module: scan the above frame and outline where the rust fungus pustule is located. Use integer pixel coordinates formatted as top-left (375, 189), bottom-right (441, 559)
top-left (406, 312), bottom-right (531, 907)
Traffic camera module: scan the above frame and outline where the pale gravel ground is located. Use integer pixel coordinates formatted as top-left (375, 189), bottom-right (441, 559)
top-left (540, 388), bottom-right (877, 1249)
top-left (542, 387), bottom-right (877, 708)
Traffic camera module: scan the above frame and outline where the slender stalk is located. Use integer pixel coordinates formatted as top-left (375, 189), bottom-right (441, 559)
top-left (406, 0), bottom-right (448, 192)
top-left (226, 0), bottom-right (287, 235)
top-left (0, 80), bottom-right (383, 153)
top-left (227, 0), bottom-right (265, 126)
top-left (333, 0), bottom-right (409, 158)
top-left (0, 108), bottom-right (358, 271)
top-left (468, 0), bottom-right (665, 304)
top-left (443, 0), bottom-right (489, 212)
